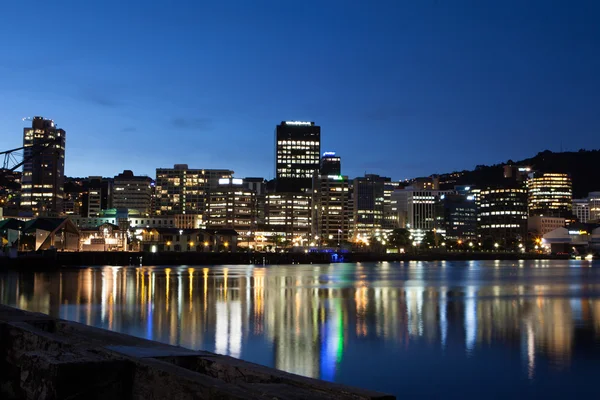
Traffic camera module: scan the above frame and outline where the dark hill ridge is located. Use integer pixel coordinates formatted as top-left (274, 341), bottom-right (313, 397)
top-left (437, 149), bottom-right (600, 198)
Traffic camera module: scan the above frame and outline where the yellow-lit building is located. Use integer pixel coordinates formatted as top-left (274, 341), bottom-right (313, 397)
top-left (527, 172), bottom-right (572, 218)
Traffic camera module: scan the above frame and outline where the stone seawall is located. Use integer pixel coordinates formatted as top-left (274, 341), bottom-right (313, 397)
top-left (0, 305), bottom-right (394, 400)
top-left (1, 250), bottom-right (566, 269)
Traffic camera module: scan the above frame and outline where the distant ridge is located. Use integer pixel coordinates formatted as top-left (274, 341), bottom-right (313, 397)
top-left (436, 149), bottom-right (600, 198)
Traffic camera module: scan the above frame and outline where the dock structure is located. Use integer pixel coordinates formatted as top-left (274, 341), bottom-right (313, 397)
top-left (0, 305), bottom-right (394, 400)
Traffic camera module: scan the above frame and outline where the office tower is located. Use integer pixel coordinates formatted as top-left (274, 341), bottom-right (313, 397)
top-left (435, 193), bottom-right (477, 241)
top-left (155, 164), bottom-right (233, 216)
top-left (206, 178), bottom-right (257, 235)
top-left (352, 174), bottom-right (391, 238)
top-left (527, 172), bottom-right (572, 217)
top-left (478, 186), bottom-right (528, 244)
top-left (20, 117), bottom-right (66, 216)
top-left (113, 170), bottom-right (153, 215)
top-left (266, 193), bottom-right (311, 241)
top-left (275, 121), bottom-right (320, 193)
top-left (319, 152), bottom-right (341, 175)
top-left (312, 153), bottom-right (351, 244)
top-left (391, 187), bottom-right (454, 242)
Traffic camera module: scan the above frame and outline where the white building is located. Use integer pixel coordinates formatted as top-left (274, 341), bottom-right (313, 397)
top-left (391, 188), bottom-right (454, 242)
top-left (573, 199), bottom-right (590, 223)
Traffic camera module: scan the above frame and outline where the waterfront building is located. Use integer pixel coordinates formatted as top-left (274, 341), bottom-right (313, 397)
top-left (542, 223), bottom-right (600, 253)
top-left (206, 178), bottom-right (257, 237)
top-left (138, 227), bottom-right (238, 252)
top-left (352, 174), bottom-right (391, 238)
top-left (391, 187), bottom-right (454, 242)
top-left (266, 192), bottom-right (311, 243)
top-left (435, 193), bottom-right (477, 241)
top-left (528, 216), bottom-right (565, 236)
top-left (112, 170), bottom-right (153, 216)
top-left (573, 198), bottom-right (590, 223)
top-left (155, 164), bottom-right (233, 216)
top-left (478, 186), bottom-right (528, 244)
top-left (275, 121), bottom-right (320, 193)
top-left (527, 172), bottom-right (572, 218)
top-left (311, 169), bottom-right (351, 244)
top-left (20, 117), bottom-right (66, 216)
top-left (69, 209), bottom-right (175, 230)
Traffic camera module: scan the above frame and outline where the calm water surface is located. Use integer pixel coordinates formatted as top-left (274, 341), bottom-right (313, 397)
top-left (2, 260), bottom-right (600, 398)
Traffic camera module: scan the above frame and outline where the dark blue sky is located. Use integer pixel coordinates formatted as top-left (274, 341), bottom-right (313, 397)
top-left (1, 0), bottom-right (599, 180)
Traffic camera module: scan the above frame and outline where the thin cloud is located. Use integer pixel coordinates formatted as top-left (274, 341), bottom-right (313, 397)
top-left (171, 117), bottom-right (212, 130)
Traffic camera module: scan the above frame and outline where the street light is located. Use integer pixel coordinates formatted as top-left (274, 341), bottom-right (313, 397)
top-left (494, 243), bottom-right (499, 249)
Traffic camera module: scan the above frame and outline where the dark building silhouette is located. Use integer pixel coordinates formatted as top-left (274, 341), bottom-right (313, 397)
top-left (319, 152), bottom-right (341, 175)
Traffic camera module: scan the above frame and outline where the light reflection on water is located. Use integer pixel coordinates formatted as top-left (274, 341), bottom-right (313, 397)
top-left (2, 260), bottom-right (600, 398)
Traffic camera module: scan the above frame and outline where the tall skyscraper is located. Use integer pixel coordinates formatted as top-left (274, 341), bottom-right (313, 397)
top-left (21, 117), bottom-right (66, 216)
top-left (527, 172), bottom-right (572, 218)
top-left (275, 121), bottom-right (320, 193)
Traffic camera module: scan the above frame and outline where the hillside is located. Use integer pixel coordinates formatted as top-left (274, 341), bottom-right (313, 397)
top-left (438, 149), bottom-right (600, 198)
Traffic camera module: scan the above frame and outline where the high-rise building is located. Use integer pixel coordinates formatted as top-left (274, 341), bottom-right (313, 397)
top-left (275, 121), bottom-right (320, 193)
top-left (527, 172), bottom-right (572, 218)
top-left (435, 193), bottom-right (477, 241)
top-left (20, 117), bottom-right (66, 216)
top-left (266, 193), bottom-right (311, 241)
top-left (206, 178), bottom-right (257, 235)
top-left (155, 165), bottom-right (233, 216)
top-left (312, 169), bottom-right (351, 244)
top-left (352, 174), bottom-right (391, 238)
top-left (391, 187), bottom-right (454, 242)
top-left (478, 186), bottom-right (528, 244)
top-left (113, 170), bottom-right (153, 215)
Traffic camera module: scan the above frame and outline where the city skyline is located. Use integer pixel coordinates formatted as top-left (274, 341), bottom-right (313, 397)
top-left (2, 1), bottom-right (599, 180)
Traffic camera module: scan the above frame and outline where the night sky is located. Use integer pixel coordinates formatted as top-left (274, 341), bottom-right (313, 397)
top-left (1, 0), bottom-right (599, 181)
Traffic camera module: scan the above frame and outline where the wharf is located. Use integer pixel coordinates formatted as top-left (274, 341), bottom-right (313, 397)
top-left (0, 305), bottom-right (394, 400)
